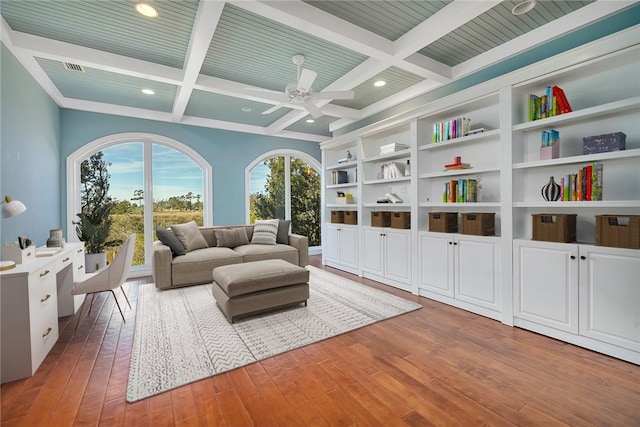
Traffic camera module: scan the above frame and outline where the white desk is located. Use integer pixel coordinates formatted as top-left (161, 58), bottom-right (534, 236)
top-left (0, 243), bottom-right (85, 383)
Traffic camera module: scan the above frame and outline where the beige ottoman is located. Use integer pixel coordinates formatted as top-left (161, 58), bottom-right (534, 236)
top-left (211, 259), bottom-right (309, 322)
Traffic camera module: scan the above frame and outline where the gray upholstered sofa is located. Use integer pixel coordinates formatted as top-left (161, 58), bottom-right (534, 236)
top-left (152, 224), bottom-right (309, 290)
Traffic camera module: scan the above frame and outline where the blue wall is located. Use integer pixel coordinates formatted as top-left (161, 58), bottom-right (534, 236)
top-left (60, 111), bottom-right (321, 226)
top-left (1, 44), bottom-right (61, 247)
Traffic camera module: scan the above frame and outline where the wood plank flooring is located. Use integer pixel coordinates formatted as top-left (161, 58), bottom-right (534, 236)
top-left (2, 255), bottom-right (639, 426)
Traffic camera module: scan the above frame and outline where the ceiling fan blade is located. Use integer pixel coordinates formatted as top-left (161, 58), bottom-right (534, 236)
top-left (303, 101), bottom-right (323, 119)
top-left (309, 90), bottom-right (355, 100)
top-left (262, 102), bottom-right (287, 115)
top-left (297, 68), bottom-right (317, 92)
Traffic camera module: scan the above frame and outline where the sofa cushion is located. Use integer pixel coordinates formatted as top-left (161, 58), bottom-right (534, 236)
top-left (277, 219), bottom-right (291, 245)
top-left (171, 221), bottom-right (208, 252)
top-left (156, 226), bottom-right (186, 256)
top-left (251, 219), bottom-right (279, 245)
top-left (233, 243), bottom-right (299, 266)
top-left (171, 247), bottom-right (242, 287)
top-left (215, 228), bottom-right (249, 248)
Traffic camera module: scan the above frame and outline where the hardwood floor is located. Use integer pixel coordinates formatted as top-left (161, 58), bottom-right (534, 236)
top-left (2, 255), bottom-right (639, 426)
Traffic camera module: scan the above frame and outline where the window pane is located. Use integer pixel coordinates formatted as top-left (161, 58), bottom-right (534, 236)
top-left (290, 158), bottom-right (321, 246)
top-left (249, 156), bottom-right (285, 222)
top-left (152, 144), bottom-right (204, 234)
top-left (101, 143), bottom-right (145, 265)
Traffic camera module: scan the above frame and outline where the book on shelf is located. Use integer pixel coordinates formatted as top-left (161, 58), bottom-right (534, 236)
top-left (555, 162), bottom-right (602, 202)
top-left (433, 117), bottom-right (471, 142)
top-left (529, 85), bottom-right (572, 121)
top-left (552, 85), bottom-right (573, 114)
top-left (331, 170), bottom-right (348, 185)
top-left (442, 178), bottom-right (477, 203)
top-left (379, 143), bottom-right (408, 155)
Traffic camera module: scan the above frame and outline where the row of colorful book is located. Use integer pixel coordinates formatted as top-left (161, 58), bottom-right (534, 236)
top-left (433, 117), bottom-right (471, 142)
top-left (529, 85), bottom-right (572, 122)
top-left (442, 179), bottom-right (478, 203)
top-left (560, 163), bottom-right (603, 201)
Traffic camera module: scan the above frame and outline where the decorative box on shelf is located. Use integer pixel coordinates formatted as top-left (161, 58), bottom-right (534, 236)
top-left (461, 212), bottom-right (495, 236)
top-left (595, 215), bottom-right (640, 249)
top-left (344, 211), bottom-right (358, 225)
top-left (583, 132), bottom-right (626, 154)
top-left (2, 243), bottom-right (36, 264)
top-left (532, 214), bottom-right (576, 243)
top-left (429, 212), bottom-right (458, 233)
top-left (331, 211), bottom-right (345, 224)
top-left (336, 195), bottom-right (354, 204)
top-left (371, 211), bottom-right (391, 227)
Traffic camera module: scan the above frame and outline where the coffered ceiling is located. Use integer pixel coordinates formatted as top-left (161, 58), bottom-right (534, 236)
top-left (1, 1), bottom-right (637, 142)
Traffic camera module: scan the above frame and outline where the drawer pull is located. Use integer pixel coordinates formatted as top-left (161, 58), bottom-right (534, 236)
top-left (42, 327), bottom-right (52, 338)
top-left (76, 249), bottom-right (83, 254)
top-left (77, 265), bottom-right (84, 270)
top-left (41, 294), bottom-right (52, 303)
top-left (63, 257), bottom-right (70, 262)
top-left (40, 270), bottom-right (50, 277)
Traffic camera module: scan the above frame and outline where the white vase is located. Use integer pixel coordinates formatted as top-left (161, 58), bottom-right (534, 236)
top-left (85, 252), bottom-right (107, 273)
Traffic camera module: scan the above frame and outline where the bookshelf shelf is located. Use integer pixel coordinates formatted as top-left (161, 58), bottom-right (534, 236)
top-left (361, 149), bottom-right (411, 163)
top-left (418, 129), bottom-right (500, 151)
top-left (419, 202), bottom-right (501, 208)
top-left (363, 203), bottom-right (411, 208)
top-left (326, 162), bottom-right (357, 171)
top-left (326, 204), bottom-right (358, 209)
top-left (419, 166), bottom-right (500, 179)
top-left (513, 97), bottom-right (640, 132)
top-left (512, 148), bottom-right (640, 169)
top-left (362, 176), bottom-right (411, 185)
top-left (513, 200), bottom-right (640, 208)
top-left (326, 183), bottom-right (357, 189)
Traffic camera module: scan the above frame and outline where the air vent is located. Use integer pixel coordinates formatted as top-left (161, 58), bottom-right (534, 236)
top-left (62, 62), bottom-right (85, 72)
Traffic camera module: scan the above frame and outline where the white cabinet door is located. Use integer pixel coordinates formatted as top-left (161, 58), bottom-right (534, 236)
top-left (363, 227), bottom-right (384, 276)
top-left (419, 233), bottom-right (454, 297)
top-left (339, 226), bottom-right (359, 269)
top-left (384, 229), bottom-right (411, 284)
top-left (325, 225), bottom-right (341, 263)
top-left (514, 240), bottom-right (579, 333)
top-left (456, 235), bottom-right (501, 312)
top-left (579, 245), bottom-right (640, 352)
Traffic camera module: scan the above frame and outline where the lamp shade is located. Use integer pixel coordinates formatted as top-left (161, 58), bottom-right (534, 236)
top-left (2, 196), bottom-right (27, 218)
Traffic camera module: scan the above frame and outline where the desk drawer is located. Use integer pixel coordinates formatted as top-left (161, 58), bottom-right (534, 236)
top-left (28, 268), bottom-right (58, 374)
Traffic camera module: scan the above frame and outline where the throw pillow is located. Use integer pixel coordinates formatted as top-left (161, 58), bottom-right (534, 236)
top-left (215, 228), bottom-right (249, 248)
top-left (277, 219), bottom-right (291, 244)
top-left (170, 221), bottom-right (208, 252)
top-left (156, 226), bottom-right (186, 256)
top-left (251, 219), bottom-right (279, 245)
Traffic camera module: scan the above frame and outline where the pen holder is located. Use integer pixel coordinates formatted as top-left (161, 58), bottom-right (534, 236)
top-left (2, 243), bottom-right (36, 264)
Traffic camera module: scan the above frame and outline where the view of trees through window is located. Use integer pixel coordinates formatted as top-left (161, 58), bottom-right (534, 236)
top-left (249, 156), bottom-right (321, 247)
top-left (80, 143), bottom-right (203, 266)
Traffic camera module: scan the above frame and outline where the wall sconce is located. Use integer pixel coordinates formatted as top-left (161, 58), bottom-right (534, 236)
top-left (2, 195), bottom-right (27, 218)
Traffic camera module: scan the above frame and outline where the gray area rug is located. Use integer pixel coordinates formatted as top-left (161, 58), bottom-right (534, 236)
top-left (126, 266), bottom-right (421, 402)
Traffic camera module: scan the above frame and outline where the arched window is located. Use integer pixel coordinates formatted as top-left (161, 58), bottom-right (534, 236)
top-left (67, 133), bottom-right (212, 275)
top-left (246, 150), bottom-right (321, 249)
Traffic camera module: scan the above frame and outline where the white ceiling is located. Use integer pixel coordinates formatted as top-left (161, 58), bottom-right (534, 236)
top-left (1, 0), bottom-right (637, 142)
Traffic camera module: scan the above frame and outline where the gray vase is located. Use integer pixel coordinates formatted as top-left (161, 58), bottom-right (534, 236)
top-left (541, 176), bottom-right (561, 201)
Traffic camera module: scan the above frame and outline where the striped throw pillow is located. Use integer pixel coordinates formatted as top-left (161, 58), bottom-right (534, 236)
top-left (251, 219), bottom-right (279, 245)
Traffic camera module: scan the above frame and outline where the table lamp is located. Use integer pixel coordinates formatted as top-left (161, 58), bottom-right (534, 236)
top-left (1, 195), bottom-right (28, 271)
top-left (2, 195), bottom-right (27, 218)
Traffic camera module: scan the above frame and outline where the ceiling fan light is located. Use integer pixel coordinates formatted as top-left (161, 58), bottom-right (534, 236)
top-left (306, 119), bottom-right (315, 123)
top-left (241, 107), bottom-right (252, 112)
top-left (374, 80), bottom-right (386, 87)
top-left (136, 2), bottom-right (158, 18)
top-left (511, 0), bottom-right (536, 15)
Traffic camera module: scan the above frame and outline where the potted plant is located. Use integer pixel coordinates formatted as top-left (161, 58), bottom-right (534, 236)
top-left (74, 152), bottom-right (122, 272)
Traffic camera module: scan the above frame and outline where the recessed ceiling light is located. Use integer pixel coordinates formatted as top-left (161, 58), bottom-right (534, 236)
top-left (241, 107), bottom-right (252, 112)
top-left (135, 2), bottom-right (158, 18)
top-left (374, 80), bottom-right (386, 87)
top-left (306, 119), bottom-right (315, 123)
top-left (511, 0), bottom-right (536, 15)
top-left (141, 88), bottom-right (155, 95)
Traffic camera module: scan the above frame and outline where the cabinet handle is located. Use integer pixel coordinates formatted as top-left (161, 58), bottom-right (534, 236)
top-left (40, 270), bottom-right (50, 277)
top-left (42, 327), bottom-right (52, 338)
top-left (63, 257), bottom-right (70, 262)
top-left (453, 242), bottom-right (458, 245)
top-left (77, 249), bottom-right (83, 254)
top-left (449, 241), bottom-right (453, 245)
top-left (78, 265), bottom-right (84, 270)
top-left (41, 294), bottom-right (51, 303)
top-left (580, 256), bottom-right (586, 260)
top-left (570, 255), bottom-right (576, 260)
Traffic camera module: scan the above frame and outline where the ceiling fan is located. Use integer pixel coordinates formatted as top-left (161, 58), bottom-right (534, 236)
top-left (247, 55), bottom-right (354, 119)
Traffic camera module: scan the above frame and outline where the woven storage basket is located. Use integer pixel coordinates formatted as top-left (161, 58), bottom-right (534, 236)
top-left (371, 211), bottom-right (391, 227)
top-left (595, 215), bottom-right (640, 249)
top-left (343, 211), bottom-right (358, 225)
top-left (330, 211), bottom-right (344, 224)
top-left (390, 212), bottom-right (411, 229)
top-left (429, 212), bottom-right (458, 233)
top-left (532, 214), bottom-right (576, 243)
top-left (461, 213), bottom-right (495, 236)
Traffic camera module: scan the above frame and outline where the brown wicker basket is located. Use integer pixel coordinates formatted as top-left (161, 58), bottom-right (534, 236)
top-left (343, 211), bottom-right (358, 225)
top-left (461, 213), bottom-right (495, 236)
top-left (331, 211), bottom-right (344, 224)
top-left (371, 211), bottom-right (391, 227)
top-left (595, 215), bottom-right (640, 249)
top-left (429, 212), bottom-right (458, 233)
top-left (390, 212), bottom-right (411, 229)
top-left (532, 214), bottom-right (576, 243)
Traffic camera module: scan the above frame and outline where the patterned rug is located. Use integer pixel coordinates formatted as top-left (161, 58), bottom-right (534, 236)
top-left (126, 266), bottom-right (421, 402)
